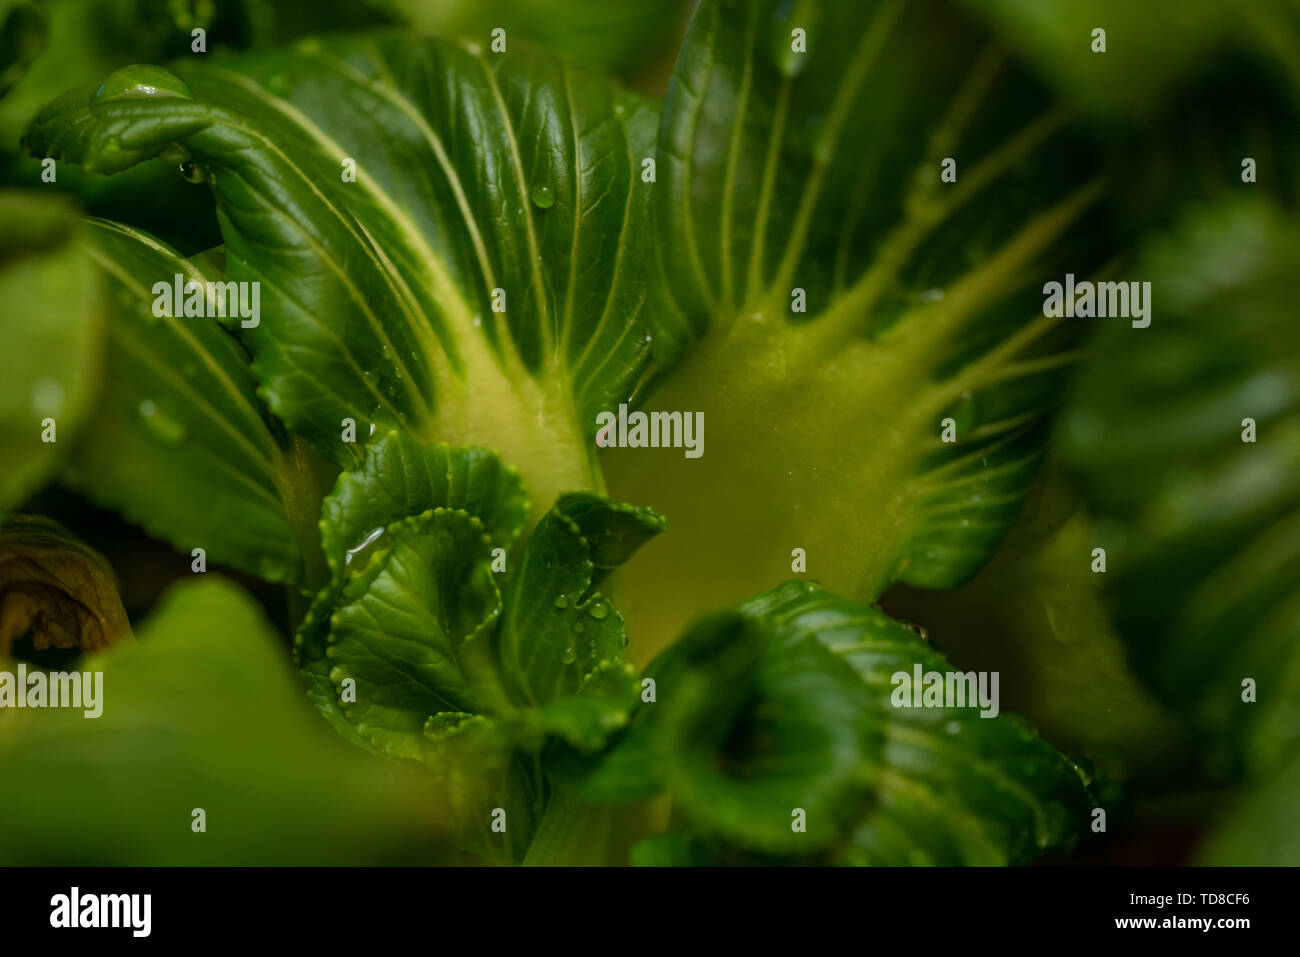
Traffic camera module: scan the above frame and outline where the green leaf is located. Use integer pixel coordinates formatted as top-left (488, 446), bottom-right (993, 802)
top-left (0, 577), bottom-right (452, 864)
top-left (0, 0), bottom-right (392, 150)
top-left (297, 443), bottom-right (662, 861)
top-left (961, 0), bottom-right (1247, 122)
top-left (322, 509), bottom-right (502, 760)
top-left (0, 514), bottom-right (132, 657)
top-left (503, 658), bottom-right (641, 752)
top-left (1197, 750), bottom-right (1300, 866)
top-left (606, 581), bottom-right (1098, 864)
top-left (27, 35), bottom-right (660, 514)
top-left (0, 190), bottom-right (103, 513)
top-left (0, 0), bottom-right (47, 100)
top-left (883, 470), bottom-right (1188, 781)
top-left (655, 609), bottom-right (882, 855)
top-left (374, 0), bottom-right (692, 77)
top-left (630, 832), bottom-right (705, 866)
top-left (317, 430), bottom-right (530, 588)
top-left (602, 0), bottom-right (1113, 655)
top-left (420, 712), bottom-right (546, 863)
top-left (299, 437), bottom-right (661, 767)
top-left (1062, 199), bottom-right (1300, 778)
top-left (59, 219), bottom-right (323, 585)
top-left (550, 491), bottom-right (669, 585)
top-left (494, 493), bottom-right (663, 707)
top-left (296, 435), bottom-right (528, 747)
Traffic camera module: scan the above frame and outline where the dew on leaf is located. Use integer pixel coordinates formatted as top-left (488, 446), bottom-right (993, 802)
top-left (345, 527), bottom-right (387, 567)
top-left (92, 65), bottom-right (194, 103)
top-left (554, 595), bottom-right (570, 609)
top-left (530, 184), bottom-right (555, 209)
top-left (179, 161), bottom-right (207, 184)
top-left (1071, 757), bottom-right (1096, 786)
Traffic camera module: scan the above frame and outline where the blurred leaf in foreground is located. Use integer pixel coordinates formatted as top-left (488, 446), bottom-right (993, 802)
top-left (883, 471), bottom-right (1189, 783)
top-left (1197, 750), bottom-right (1300, 866)
top-left (1063, 199), bottom-right (1300, 779)
top-left (0, 577), bottom-right (452, 864)
top-left (0, 190), bottom-right (104, 514)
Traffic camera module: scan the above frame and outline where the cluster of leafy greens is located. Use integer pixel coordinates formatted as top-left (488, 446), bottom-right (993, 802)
top-left (2, 0), bottom-right (1298, 865)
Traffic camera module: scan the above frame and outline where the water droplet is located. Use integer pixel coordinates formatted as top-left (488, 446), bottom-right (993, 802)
top-left (345, 526), bottom-right (387, 567)
top-left (92, 65), bottom-right (194, 103)
top-left (179, 161), bottom-right (207, 184)
top-left (588, 601), bottom-right (609, 621)
top-left (561, 645), bottom-right (577, 663)
top-left (530, 184), bottom-right (555, 209)
top-left (105, 136), bottom-right (122, 152)
top-left (1071, 757), bottom-right (1096, 786)
top-left (137, 399), bottom-right (187, 443)
top-left (573, 622), bottom-right (585, 634)
top-left (553, 595), bottom-right (570, 609)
